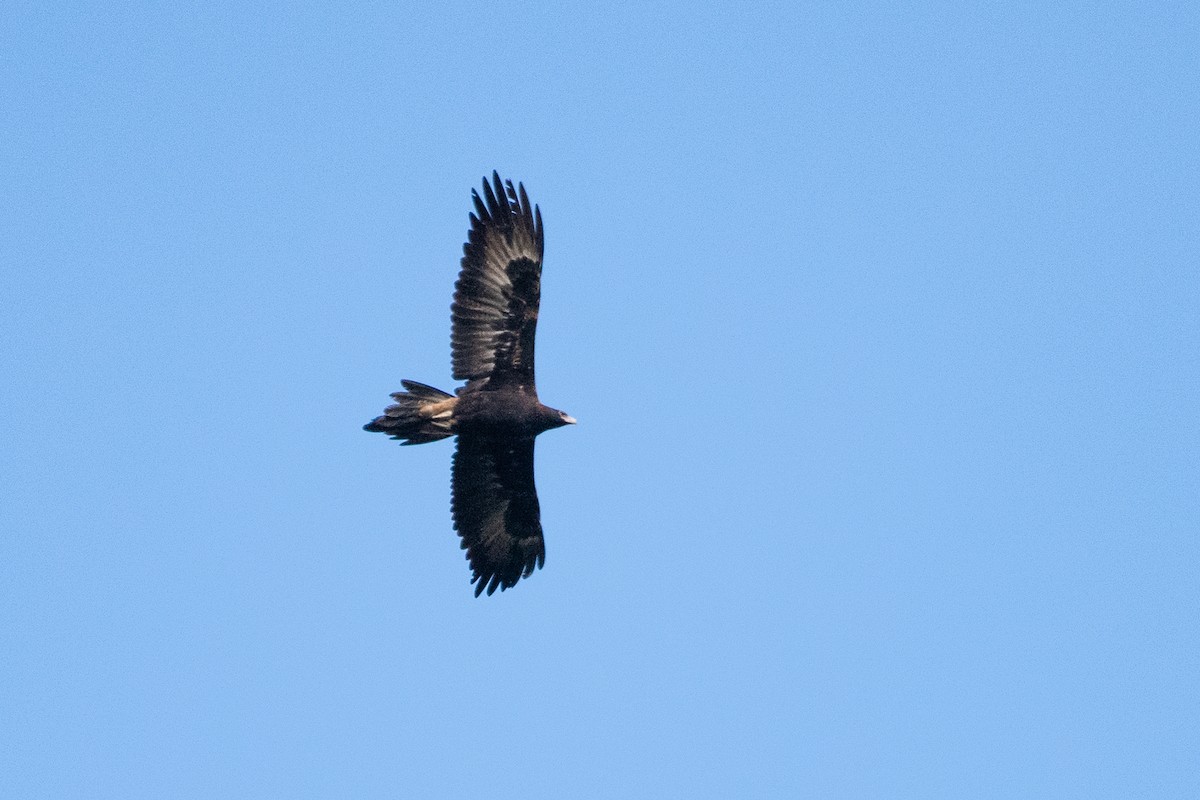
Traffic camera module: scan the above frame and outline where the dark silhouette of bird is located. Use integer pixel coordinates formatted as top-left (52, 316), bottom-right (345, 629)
top-left (364, 173), bottom-right (575, 596)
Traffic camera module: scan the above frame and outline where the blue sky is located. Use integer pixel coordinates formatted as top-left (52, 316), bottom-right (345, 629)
top-left (2, 2), bottom-right (1197, 797)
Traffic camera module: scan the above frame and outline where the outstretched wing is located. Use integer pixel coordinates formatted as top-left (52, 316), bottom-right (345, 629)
top-left (451, 435), bottom-right (545, 596)
top-left (451, 172), bottom-right (543, 389)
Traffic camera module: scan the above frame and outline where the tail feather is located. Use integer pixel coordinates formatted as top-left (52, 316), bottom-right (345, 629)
top-left (364, 380), bottom-right (456, 445)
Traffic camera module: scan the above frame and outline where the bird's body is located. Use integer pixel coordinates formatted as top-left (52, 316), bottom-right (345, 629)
top-left (364, 173), bottom-right (573, 596)
top-left (453, 389), bottom-right (570, 438)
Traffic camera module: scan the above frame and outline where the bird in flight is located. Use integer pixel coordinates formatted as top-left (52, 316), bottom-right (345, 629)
top-left (364, 173), bottom-right (575, 596)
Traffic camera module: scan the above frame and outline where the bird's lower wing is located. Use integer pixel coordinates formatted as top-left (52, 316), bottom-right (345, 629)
top-left (451, 435), bottom-right (545, 596)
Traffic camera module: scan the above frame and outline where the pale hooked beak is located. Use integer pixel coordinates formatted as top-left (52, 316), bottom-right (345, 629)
top-left (562, 414), bottom-right (577, 425)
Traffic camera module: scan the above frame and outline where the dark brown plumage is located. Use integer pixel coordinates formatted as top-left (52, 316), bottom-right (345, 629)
top-left (364, 173), bottom-right (574, 596)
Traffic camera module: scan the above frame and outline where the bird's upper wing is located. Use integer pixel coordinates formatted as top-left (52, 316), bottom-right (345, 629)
top-left (451, 434), bottom-right (545, 596)
top-left (451, 172), bottom-right (543, 389)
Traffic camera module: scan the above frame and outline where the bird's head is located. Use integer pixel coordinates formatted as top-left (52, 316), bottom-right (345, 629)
top-left (539, 404), bottom-right (576, 431)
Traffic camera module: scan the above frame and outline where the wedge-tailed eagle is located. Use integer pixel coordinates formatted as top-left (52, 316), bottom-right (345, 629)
top-left (364, 173), bottom-right (574, 596)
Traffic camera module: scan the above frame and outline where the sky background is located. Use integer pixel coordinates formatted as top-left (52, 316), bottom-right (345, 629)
top-left (2, 2), bottom-right (1197, 798)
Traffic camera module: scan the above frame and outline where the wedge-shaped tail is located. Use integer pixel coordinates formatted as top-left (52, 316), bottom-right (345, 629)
top-left (363, 380), bottom-right (457, 445)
